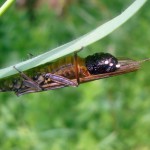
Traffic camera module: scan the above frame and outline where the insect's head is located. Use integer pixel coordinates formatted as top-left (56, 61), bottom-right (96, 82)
top-left (85, 53), bottom-right (120, 75)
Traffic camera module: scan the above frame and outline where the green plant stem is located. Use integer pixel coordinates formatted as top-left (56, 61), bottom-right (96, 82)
top-left (0, 0), bottom-right (15, 16)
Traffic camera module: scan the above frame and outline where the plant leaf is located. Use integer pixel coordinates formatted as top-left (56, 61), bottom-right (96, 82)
top-left (0, 0), bottom-right (15, 16)
top-left (0, 0), bottom-right (147, 79)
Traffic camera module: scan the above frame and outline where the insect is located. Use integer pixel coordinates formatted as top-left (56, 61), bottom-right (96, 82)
top-left (0, 52), bottom-right (148, 96)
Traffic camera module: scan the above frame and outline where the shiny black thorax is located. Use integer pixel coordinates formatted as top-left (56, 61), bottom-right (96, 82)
top-left (85, 53), bottom-right (118, 75)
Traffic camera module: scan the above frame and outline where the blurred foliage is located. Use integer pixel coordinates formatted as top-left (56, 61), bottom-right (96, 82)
top-left (0, 0), bottom-right (150, 149)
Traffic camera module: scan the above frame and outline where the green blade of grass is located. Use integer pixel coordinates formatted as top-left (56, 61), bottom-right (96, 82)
top-left (0, 0), bottom-right (15, 16)
top-left (0, 0), bottom-right (147, 79)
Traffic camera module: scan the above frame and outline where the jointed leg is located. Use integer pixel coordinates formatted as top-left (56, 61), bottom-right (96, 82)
top-left (73, 47), bottom-right (84, 85)
top-left (44, 73), bottom-right (78, 87)
top-left (74, 52), bottom-right (80, 85)
top-left (15, 87), bottom-right (38, 96)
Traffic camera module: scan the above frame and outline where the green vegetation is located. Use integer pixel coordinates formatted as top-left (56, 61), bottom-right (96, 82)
top-left (0, 0), bottom-right (150, 149)
top-left (0, 0), bottom-right (15, 16)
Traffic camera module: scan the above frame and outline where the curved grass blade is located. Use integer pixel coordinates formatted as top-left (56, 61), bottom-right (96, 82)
top-left (0, 0), bottom-right (15, 16)
top-left (0, 0), bottom-right (147, 79)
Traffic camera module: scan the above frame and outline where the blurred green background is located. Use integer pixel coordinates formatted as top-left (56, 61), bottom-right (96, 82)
top-left (0, 0), bottom-right (150, 149)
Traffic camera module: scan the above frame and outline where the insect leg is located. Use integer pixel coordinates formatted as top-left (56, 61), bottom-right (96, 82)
top-left (74, 47), bottom-right (84, 54)
top-left (73, 47), bottom-right (84, 85)
top-left (74, 52), bottom-right (80, 85)
top-left (13, 66), bottom-right (42, 91)
top-left (15, 81), bottom-right (71, 96)
top-left (15, 87), bottom-right (38, 96)
top-left (44, 73), bottom-right (78, 87)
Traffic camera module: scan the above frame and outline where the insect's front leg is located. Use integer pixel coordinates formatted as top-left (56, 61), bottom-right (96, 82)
top-left (44, 73), bottom-right (78, 87)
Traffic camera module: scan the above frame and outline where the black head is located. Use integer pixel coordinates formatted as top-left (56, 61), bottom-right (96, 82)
top-left (85, 53), bottom-right (120, 75)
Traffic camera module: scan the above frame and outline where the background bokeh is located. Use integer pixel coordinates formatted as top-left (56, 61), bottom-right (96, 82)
top-left (0, 0), bottom-right (150, 149)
